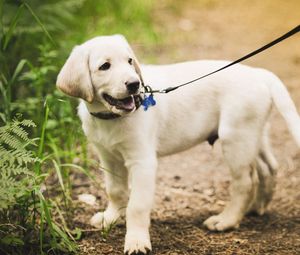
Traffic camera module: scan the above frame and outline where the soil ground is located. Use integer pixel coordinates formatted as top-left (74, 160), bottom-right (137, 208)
top-left (73, 1), bottom-right (300, 254)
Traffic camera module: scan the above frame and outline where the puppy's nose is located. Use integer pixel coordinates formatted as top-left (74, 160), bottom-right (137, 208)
top-left (125, 80), bottom-right (140, 94)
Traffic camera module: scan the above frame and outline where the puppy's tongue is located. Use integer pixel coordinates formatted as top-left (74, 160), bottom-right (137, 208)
top-left (117, 95), bottom-right (135, 110)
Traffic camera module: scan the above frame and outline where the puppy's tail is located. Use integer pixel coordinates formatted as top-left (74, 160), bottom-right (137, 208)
top-left (269, 73), bottom-right (300, 147)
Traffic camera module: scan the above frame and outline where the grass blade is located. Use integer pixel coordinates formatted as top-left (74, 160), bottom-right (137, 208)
top-left (52, 201), bottom-right (77, 242)
top-left (36, 189), bottom-right (58, 252)
top-left (10, 59), bottom-right (28, 85)
top-left (60, 163), bottom-right (97, 181)
top-left (0, 0), bottom-right (4, 39)
top-left (52, 224), bottom-right (77, 252)
top-left (52, 159), bottom-right (65, 193)
top-left (2, 4), bottom-right (24, 50)
top-left (39, 193), bottom-right (44, 254)
top-left (24, 3), bottom-right (56, 46)
top-left (35, 99), bottom-right (49, 175)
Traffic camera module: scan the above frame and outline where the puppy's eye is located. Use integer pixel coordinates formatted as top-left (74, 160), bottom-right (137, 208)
top-left (128, 58), bottom-right (133, 65)
top-left (99, 62), bottom-right (111, 71)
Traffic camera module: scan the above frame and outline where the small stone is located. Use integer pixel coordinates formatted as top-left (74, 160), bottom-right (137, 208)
top-left (233, 238), bottom-right (247, 244)
top-left (173, 175), bottom-right (181, 181)
top-left (203, 188), bottom-right (214, 196)
top-left (216, 200), bottom-right (226, 206)
top-left (164, 195), bottom-right (171, 202)
top-left (78, 193), bottom-right (96, 206)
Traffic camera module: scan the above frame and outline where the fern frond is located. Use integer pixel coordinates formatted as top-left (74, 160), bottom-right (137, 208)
top-left (0, 130), bottom-right (23, 149)
top-left (15, 149), bottom-right (37, 165)
top-left (0, 118), bottom-right (38, 210)
top-left (1, 164), bottom-right (33, 176)
top-left (18, 119), bottom-right (36, 127)
top-left (0, 118), bottom-right (36, 148)
top-left (10, 123), bottom-right (29, 141)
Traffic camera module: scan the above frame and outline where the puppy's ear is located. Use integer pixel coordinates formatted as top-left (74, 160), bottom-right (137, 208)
top-left (132, 53), bottom-right (144, 86)
top-left (114, 35), bottom-right (144, 85)
top-left (56, 46), bottom-right (94, 103)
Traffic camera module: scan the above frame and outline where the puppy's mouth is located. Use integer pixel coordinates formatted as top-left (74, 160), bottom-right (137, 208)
top-left (103, 93), bottom-right (141, 112)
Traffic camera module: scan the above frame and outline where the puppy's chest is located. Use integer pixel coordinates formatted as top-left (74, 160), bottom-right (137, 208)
top-left (83, 119), bottom-right (132, 151)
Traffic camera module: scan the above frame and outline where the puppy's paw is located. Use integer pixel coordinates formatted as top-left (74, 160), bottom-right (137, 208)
top-left (90, 211), bottom-right (118, 229)
top-left (124, 231), bottom-right (151, 255)
top-left (203, 214), bottom-right (240, 231)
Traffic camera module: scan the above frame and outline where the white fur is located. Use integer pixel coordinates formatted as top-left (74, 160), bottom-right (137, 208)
top-left (57, 35), bottom-right (300, 254)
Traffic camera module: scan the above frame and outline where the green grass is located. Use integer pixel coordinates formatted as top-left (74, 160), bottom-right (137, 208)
top-left (0, 0), bottom-right (160, 254)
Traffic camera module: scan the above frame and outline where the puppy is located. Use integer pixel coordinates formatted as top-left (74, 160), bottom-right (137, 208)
top-left (57, 35), bottom-right (300, 254)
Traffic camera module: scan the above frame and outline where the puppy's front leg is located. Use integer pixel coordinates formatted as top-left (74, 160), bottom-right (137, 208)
top-left (91, 156), bottom-right (128, 229)
top-left (124, 156), bottom-right (157, 255)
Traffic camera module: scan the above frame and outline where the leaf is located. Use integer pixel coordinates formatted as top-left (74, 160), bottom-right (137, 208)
top-left (0, 80), bottom-right (5, 97)
top-left (0, 112), bottom-right (6, 123)
top-left (10, 59), bottom-right (28, 85)
top-left (1, 235), bottom-right (25, 246)
top-left (72, 227), bottom-right (82, 240)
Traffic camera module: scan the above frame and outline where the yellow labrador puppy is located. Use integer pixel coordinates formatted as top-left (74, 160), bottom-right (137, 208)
top-left (57, 35), bottom-right (300, 254)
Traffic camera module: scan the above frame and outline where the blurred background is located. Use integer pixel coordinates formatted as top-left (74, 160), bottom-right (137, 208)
top-left (0, 0), bottom-right (299, 254)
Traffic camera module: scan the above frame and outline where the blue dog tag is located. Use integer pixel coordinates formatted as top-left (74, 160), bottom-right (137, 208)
top-left (142, 94), bottom-right (156, 111)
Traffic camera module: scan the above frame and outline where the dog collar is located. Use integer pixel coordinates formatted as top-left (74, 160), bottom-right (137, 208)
top-left (90, 111), bottom-right (121, 120)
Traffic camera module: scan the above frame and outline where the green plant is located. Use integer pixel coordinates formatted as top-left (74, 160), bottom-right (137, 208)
top-left (80, 0), bottom-right (159, 44)
top-left (0, 117), bottom-right (38, 210)
top-left (0, 116), bottom-right (78, 254)
top-left (0, 1), bottom-right (82, 253)
top-left (0, 0), bottom-right (161, 253)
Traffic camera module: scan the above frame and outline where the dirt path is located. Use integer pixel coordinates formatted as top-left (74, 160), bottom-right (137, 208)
top-left (75, 1), bottom-right (300, 254)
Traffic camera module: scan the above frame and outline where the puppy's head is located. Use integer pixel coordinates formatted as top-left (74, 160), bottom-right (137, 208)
top-left (56, 35), bottom-right (143, 115)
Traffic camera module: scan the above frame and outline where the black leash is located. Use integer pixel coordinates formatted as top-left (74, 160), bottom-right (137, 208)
top-left (144, 24), bottom-right (300, 95)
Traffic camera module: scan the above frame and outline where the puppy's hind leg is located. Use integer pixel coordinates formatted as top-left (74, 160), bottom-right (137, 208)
top-left (250, 125), bottom-right (278, 215)
top-left (204, 122), bottom-right (261, 231)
